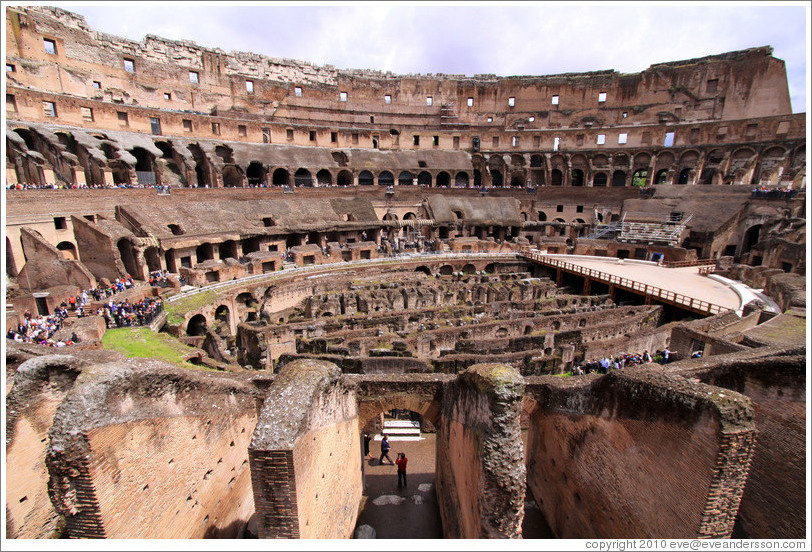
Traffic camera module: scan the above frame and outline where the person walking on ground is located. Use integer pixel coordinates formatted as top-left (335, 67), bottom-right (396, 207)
top-left (363, 433), bottom-right (371, 458)
top-left (379, 434), bottom-right (394, 465)
top-left (396, 452), bottom-right (408, 488)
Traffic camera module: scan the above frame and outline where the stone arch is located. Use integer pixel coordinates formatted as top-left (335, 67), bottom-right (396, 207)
top-left (537, 211), bottom-right (547, 222)
top-left (530, 154), bottom-right (544, 168)
top-left (612, 170), bottom-right (626, 187)
top-left (316, 169), bottom-right (332, 186)
top-left (294, 168), bottom-right (313, 187)
top-left (117, 238), bottom-right (139, 276)
top-left (187, 143), bottom-right (216, 188)
top-left (219, 240), bottom-right (238, 260)
top-left (490, 170), bottom-right (504, 187)
top-left (378, 170), bottom-right (394, 187)
top-left (398, 171), bottom-right (414, 186)
top-left (550, 169), bottom-right (563, 186)
top-left (357, 393), bottom-right (442, 433)
top-left (571, 169), bottom-right (585, 187)
top-left (495, 327), bottom-right (509, 338)
top-left (246, 161), bottom-right (266, 186)
top-left (632, 169), bottom-right (648, 187)
top-left (186, 314), bottom-right (208, 336)
top-left (677, 168), bottom-right (692, 184)
top-left (510, 154), bottom-right (525, 167)
top-left (591, 154), bottom-right (609, 168)
top-left (337, 170), bottom-right (353, 187)
top-left (633, 152), bottom-right (651, 167)
top-left (214, 144), bottom-right (235, 164)
top-left (418, 171), bottom-right (432, 187)
top-left (484, 263), bottom-right (496, 274)
top-left (358, 170), bottom-right (374, 186)
top-left (215, 304), bottom-right (231, 324)
top-left (436, 171), bottom-right (451, 187)
top-left (462, 263), bottom-right (476, 275)
top-left (56, 241), bottom-right (77, 260)
top-left (414, 266), bottom-right (432, 276)
top-left (510, 174), bottom-right (525, 188)
top-left (144, 246), bottom-right (162, 272)
top-left (654, 169), bottom-right (669, 184)
top-left (593, 172), bottom-right (608, 187)
top-left (454, 171), bottom-right (469, 187)
top-left (272, 168), bottom-right (290, 186)
top-left (222, 165), bottom-right (243, 188)
top-left (439, 265), bottom-right (454, 276)
top-left (699, 167), bottom-right (716, 185)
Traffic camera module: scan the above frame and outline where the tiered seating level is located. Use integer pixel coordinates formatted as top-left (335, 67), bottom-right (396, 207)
top-left (618, 215), bottom-right (691, 247)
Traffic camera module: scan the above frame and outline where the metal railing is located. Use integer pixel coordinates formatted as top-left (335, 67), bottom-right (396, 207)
top-left (521, 250), bottom-right (730, 315)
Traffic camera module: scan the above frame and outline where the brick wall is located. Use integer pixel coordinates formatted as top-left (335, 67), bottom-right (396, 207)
top-left (524, 367), bottom-right (755, 538)
top-left (249, 359), bottom-right (361, 538)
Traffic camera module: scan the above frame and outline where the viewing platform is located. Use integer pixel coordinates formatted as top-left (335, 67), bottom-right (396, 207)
top-left (521, 251), bottom-right (743, 316)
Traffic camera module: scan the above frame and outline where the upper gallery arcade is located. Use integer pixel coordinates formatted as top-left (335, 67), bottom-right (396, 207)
top-left (4, 5), bottom-right (806, 190)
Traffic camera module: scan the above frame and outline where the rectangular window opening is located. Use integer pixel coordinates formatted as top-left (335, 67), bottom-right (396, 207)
top-left (598, 92), bottom-right (607, 103)
top-left (664, 132), bottom-right (675, 147)
top-left (512, 136), bottom-right (519, 147)
top-left (533, 135), bottom-right (540, 147)
top-left (6, 94), bottom-right (17, 113)
top-left (413, 135), bottom-right (420, 146)
top-left (117, 111), bottom-right (129, 127)
top-left (93, 81), bottom-right (101, 89)
top-left (53, 217), bottom-right (67, 230)
top-left (43, 38), bottom-right (57, 55)
top-left (508, 97), bottom-right (515, 107)
top-left (330, 131), bottom-right (337, 143)
top-left (246, 80), bottom-right (254, 93)
top-left (309, 130), bottom-right (316, 141)
top-left (238, 124), bottom-right (247, 137)
top-left (211, 122), bottom-right (220, 135)
top-left (6, 64), bottom-right (16, 72)
top-left (164, 92), bottom-right (171, 100)
top-left (467, 97), bottom-right (474, 107)
top-left (189, 71), bottom-right (199, 83)
top-left (43, 101), bottom-right (57, 117)
top-left (426, 96), bottom-right (433, 106)
top-left (81, 107), bottom-right (94, 122)
top-left (553, 136), bottom-right (560, 151)
top-left (124, 58), bottom-right (135, 73)
top-left (294, 86), bottom-right (302, 97)
top-left (453, 136), bottom-right (460, 148)
top-left (384, 94), bottom-right (391, 104)
top-left (340, 91), bottom-right (348, 102)
top-left (183, 119), bottom-right (193, 132)
top-left (617, 133), bottom-right (627, 144)
top-left (262, 128), bottom-right (271, 143)
top-left (551, 95), bottom-right (559, 105)
top-left (286, 128), bottom-right (294, 140)
top-left (352, 132), bottom-right (359, 145)
top-left (706, 79), bottom-right (718, 94)
top-left (597, 134), bottom-right (606, 145)
top-left (492, 136), bottom-right (499, 147)
top-left (150, 117), bottom-right (162, 135)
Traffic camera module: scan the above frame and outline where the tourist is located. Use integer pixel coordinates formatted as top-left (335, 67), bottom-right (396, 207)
top-left (379, 434), bottom-right (393, 465)
top-left (662, 347), bottom-right (671, 364)
top-left (643, 350), bottom-right (652, 363)
top-left (363, 433), bottom-right (371, 458)
top-left (396, 452), bottom-right (408, 488)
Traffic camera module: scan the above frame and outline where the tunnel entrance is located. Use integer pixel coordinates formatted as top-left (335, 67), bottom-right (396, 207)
top-left (354, 408), bottom-right (442, 538)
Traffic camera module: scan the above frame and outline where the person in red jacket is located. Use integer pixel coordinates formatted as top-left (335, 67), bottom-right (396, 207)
top-left (396, 452), bottom-right (408, 488)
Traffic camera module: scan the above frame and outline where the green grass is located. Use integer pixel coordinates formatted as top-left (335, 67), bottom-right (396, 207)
top-left (102, 327), bottom-right (200, 369)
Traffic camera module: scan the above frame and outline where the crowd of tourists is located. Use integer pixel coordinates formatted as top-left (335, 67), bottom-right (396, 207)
top-left (570, 348), bottom-right (680, 375)
top-left (6, 307), bottom-right (80, 347)
top-left (750, 187), bottom-right (800, 199)
top-left (99, 296), bottom-right (164, 329)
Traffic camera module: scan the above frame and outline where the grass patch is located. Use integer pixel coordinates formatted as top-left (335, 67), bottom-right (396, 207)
top-left (102, 327), bottom-right (199, 369)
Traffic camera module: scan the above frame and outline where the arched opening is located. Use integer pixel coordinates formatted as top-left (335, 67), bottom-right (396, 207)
top-left (550, 169), bottom-right (563, 186)
top-left (196, 243), bottom-right (214, 264)
top-left (242, 237), bottom-right (261, 254)
top-left (537, 211), bottom-right (547, 222)
top-left (398, 171), bottom-right (414, 186)
top-left (655, 169), bottom-right (669, 185)
top-left (188, 143), bottom-right (214, 188)
top-left (473, 170), bottom-right (482, 187)
top-left (418, 171), bottom-right (432, 187)
top-left (272, 168), bottom-right (290, 187)
top-left (454, 172), bottom-right (469, 187)
top-left (592, 173), bottom-right (608, 187)
top-left (214, 145), bottom-right (235, 164)
top-left (414, 266), bottom-right (432, 276)
top-left (436, 172), bottom-right (450, 187)
top-left (246, 161), bottom-right (266, 187)
top-left (530, 154), bottom-right (544, 168)
top-left (742, 225), bottom-right (762, 254)
top-left (316, 169), bottom-right (332, 187)
top-left (677, 168), bottom-right (691, 184)
top-left (439, 265), bottom-right (454, 276)
top-left (337, 170), bottom-right (353, 187)
top-left (358, 170), bottom-right (375, 186)
top-left (356, 404), bottom-right (442, 538)
top-left (462, 263), bottom-right (476, 275)
top-left (220, 240), bottom-right (238, 261)
top-left (222, 165), bottom-right (243, 188)
top-left (490, 170), bottom-right (504, 187)
top-left (631, 169), bottom-right (648, 187)
top-left (294, 168), bottom-right (313, 187)
top-left (699, 168), bottom-right (715, 185)
top-left (186, 314), bottom-right (208, 337)
top-left (378, 171), bottom-right (394, 187)
top-left (164, 250), bottom-right (177, 273)
top-left (510, 175), bottom-right (525, 188)
top-left (612, 170), bottom-right (626, 187)
top-left (484, 263), bottom-right (496, 274)
top-left (144, 246), bottom-right (162, 272)
top-left (56, 241), bottom-right (78, 260)
top-left (495, 327), bottom-right (509, 338)
top-left (117, 239), bottom-right (139, 277)
top-left (571, 169), bottom-right (584, 187)
top-left (215, 305), bottom-right (230, 324)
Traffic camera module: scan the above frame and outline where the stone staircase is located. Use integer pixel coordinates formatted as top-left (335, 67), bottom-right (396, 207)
top-left (376, 419), bottom-right (422, 441)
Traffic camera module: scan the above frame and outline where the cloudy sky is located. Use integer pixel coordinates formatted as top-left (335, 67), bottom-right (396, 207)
top-left (60, 2), bottom-right (809, 113)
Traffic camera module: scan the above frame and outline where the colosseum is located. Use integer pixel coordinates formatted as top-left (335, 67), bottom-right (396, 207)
top-left (4, 5), bottom-right (807, 542)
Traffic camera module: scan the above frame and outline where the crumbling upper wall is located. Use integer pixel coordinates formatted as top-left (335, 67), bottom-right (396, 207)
top-left (524, 366), bottom-right (755, 539)
top-left (17, 226), bottom-right (96, 291)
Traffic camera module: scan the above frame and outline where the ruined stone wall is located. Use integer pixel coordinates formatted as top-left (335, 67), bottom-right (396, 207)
top-left (70, 215), bottom-right (121, 282)
top-left (524, 367), bottom-right (755, 539)
top-left (673, 356), bottom-right (806, 539)
top-left (249, 360), bottom-right (361, 538)
top-left (5, 355), bottom-right (83, 538)
top-left (435, 364), bottom-right (525, 538)
top-left (45, 361), bottom-right (260, 538)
